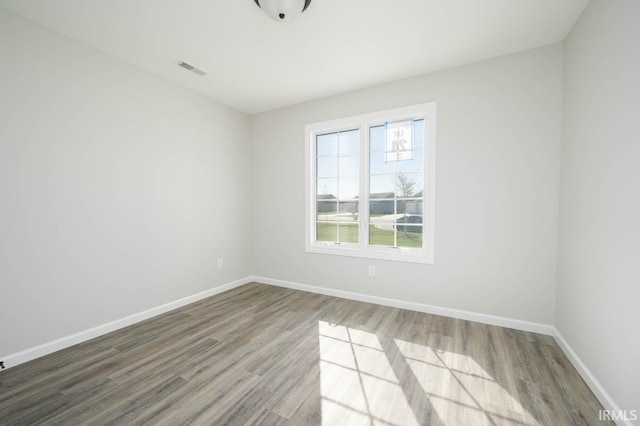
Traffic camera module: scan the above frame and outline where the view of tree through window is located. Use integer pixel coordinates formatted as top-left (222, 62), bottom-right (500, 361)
top-left (369, 120), bottom-right (424, 249)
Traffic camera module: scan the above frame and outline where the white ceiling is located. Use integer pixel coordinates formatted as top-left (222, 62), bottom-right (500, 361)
top-left (0, 0), bottom-right (588, 114)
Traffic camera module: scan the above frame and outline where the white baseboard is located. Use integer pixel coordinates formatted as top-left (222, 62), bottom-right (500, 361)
top-left (1, 276), bottom-right (252, 370)
top-left (249, 275), bottom-right (554, 335)
top-left (254, 276), bottom-right (634, 423)
top-left (553, 329), bottom-right (633, 426)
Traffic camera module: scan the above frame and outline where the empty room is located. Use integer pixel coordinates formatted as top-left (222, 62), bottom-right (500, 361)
top-left (0, 0), bottom-right (638, 424)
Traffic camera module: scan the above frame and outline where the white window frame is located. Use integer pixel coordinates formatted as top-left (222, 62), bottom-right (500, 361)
top-left (305, 102), bottom-right (436, 264)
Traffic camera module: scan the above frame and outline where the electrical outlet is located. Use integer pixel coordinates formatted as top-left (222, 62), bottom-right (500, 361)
top-left (368, 265), bottom-right (375, 276)
top-left (217, 258), bottom-right (223, 269)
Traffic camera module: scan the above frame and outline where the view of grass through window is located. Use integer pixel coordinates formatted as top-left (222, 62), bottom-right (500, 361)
top-left (315, 120), bottom-right (425, 249)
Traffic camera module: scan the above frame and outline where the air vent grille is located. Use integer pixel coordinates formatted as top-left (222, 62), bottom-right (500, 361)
top-left (178, 61), bottom-right (207, 76)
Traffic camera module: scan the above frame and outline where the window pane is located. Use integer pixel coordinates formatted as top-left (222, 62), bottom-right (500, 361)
top-left (397, 199), bottom-right (423, 215)
top-left (369, 223), bottom-right (396, 247)
top-left (338, 156), bottom-right (359, 177)
top-left (397, 224), bottom-right (423, 248)
top-left (316, 219), bottom-right (358, 244)
top-left (338, 129), bottom-right (359, 156)
top-left (338, 177), bottom-right (359, 199)
top-left (317, 222), bottom-right (337, 242)
top-left (370, 150), bottom-right (396, 175)
top-left (394, 173), bottom-right (423, 198)
top-left (370, 174), bottom-right (395, 195)
top-left (316, 200), bottom-right (337, 220)
top-left (395, 146), bottom-right (424, 174)
top-left (396, 214), bottom-right (423, 234)
top-left (413, 119), bottom-right (425, 147)
top-left (317, 133), bottom-right (337, 156)
top-left (339, 223), bottom-right (359, 243)
top-left (370, 199), bottom-right (394, 216)
top-left (371, 172), bottom-right (423, 196)
top-left (369, 223), bottom-right (423, 248)
top-left (317, 178), bottom-right (337, 197)
top-left (370, 125), bottom-right (386, 151)
top-left (317, 156), bottom-right (337, 178)
top-left (370, 148), bottom-right (423, 175)
top-left (339, 200), bottom-right (359, 216)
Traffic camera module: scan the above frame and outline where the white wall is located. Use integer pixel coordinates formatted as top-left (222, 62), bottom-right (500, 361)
top-left (250, 45), bottom-right (563, 325)
top-left (0, 10), bottom-right (251, 357)
top-left (558, 0), bottom-right (640, 414)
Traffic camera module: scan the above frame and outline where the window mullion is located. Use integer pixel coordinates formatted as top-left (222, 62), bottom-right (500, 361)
top-left (393, 195), bottom-right (398, 248)
top-left (336, 133), bottom-right (340, 244)
top-left (361, 123), bottom-right (369, 250)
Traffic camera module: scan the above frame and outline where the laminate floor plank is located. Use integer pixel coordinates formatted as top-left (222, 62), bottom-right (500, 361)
top-left (0, 282), bottom-right (611, 425)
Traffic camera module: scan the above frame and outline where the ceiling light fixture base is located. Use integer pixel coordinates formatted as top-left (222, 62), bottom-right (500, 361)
top-left (254, 0), bottom-right (312, 22)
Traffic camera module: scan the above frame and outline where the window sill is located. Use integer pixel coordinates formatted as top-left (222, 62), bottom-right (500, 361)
top-left (306, 244), bottom-right (434, 264)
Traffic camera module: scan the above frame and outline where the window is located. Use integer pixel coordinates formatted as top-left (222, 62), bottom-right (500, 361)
top-left (305, 102), bottom-right (436, 263)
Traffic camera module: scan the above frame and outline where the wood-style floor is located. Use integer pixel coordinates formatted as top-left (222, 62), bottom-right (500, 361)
top-left (0, 283), bottom-right (609, 425)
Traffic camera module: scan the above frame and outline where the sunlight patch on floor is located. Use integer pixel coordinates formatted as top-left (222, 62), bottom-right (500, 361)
top-left (319, 321), bottom-right (419, 426)
top-left (394, 338), bottom-right (541, 426)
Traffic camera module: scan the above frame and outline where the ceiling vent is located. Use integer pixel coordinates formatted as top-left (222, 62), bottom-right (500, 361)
top-left (177, 61), bottom-right (207, 76)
